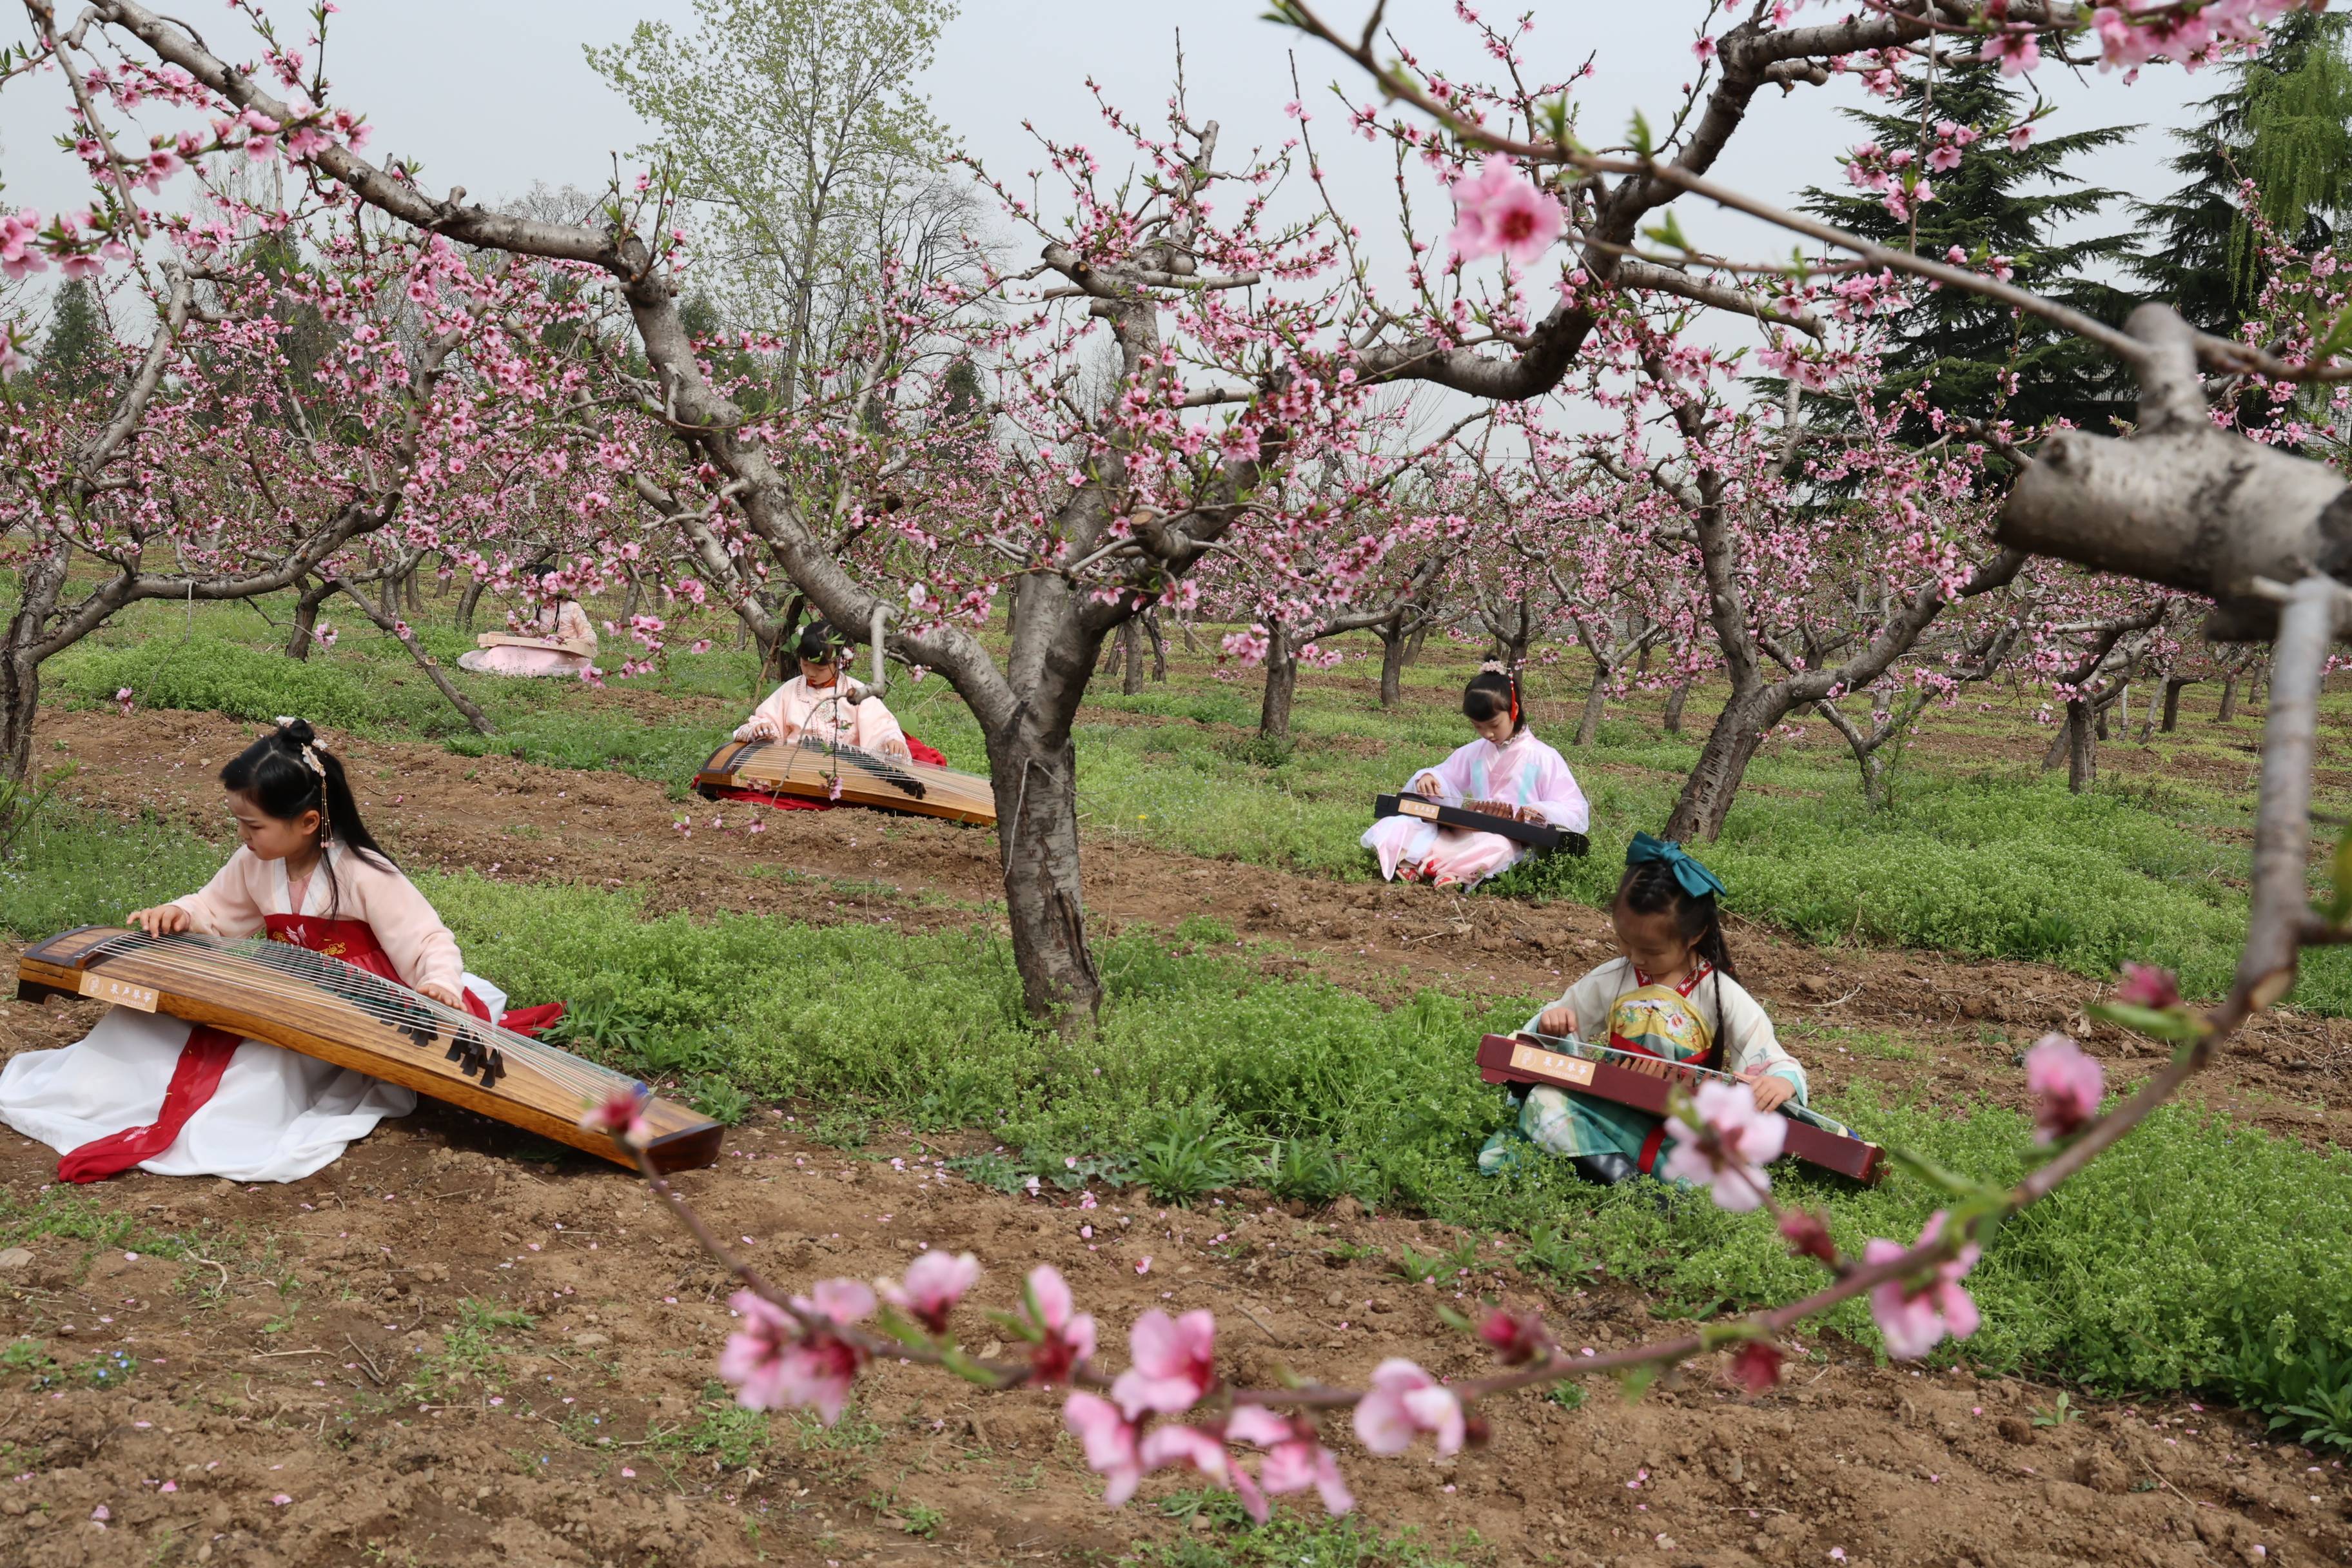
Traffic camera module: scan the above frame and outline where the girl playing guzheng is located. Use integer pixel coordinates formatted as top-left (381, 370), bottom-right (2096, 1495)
top-left (0, 720), bottom-right (522, 1184)
top-left (1478, 835), bottom-right (1816, 1188)
top-left (456, 567), bottom-right (598, 679)
top-left (1360, 666), bottom-right (1589, 888)
top-left (736, 620), bottom-right (914, 760)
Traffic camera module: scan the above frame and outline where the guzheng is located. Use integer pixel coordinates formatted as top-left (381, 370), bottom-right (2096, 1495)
top-left (15, 926), bottom-right (722, 1173)
top-left (1476, 1032), bottom-right (1884, 1182)
top-left (693, 737), bottom-right (997, 828)
top-left (476, 632), bottom-right (594, 657)
top-left (1374, 794), bottom-right (1589, 856)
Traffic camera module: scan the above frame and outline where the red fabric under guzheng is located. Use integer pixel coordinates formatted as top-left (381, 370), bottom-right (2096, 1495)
top-left (57, 916), bottom-right (562, 1182)
top-left (717, 734), bottom-right (948, 812)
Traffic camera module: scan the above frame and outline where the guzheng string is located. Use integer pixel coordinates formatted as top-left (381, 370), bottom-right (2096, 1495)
top-left (1515, 1028), bottom-right (1749, 1089)
top-left (78, 931), bottom-right (627, 1101)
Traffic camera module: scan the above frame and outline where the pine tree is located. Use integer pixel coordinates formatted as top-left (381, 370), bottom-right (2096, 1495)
top-left (1801, 60), bottom-right (2140, 438)
top-left (37, 279), bottom-right (106, 401)
top-left (2132, 12), bottom-right (2352, 335)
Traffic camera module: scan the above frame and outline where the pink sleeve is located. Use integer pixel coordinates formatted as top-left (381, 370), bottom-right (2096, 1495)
top-left (734, 683), bottom-right (792, 743)
top-left (558, 602), bottom-right (596, 646)
top-left (1528, 746), bottom-right (1592, 833)
top-left (856, 697), bottom-right (908, 755)
top-left (350, 858), bottom-right (465, 995)
top-left (1424, 741), bottom-right (1483, 805)
top-left (169, 849), bottom-right (267, 938)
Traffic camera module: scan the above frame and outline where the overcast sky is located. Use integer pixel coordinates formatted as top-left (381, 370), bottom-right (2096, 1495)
top-left (1, 1), bottom-right (2210, 318)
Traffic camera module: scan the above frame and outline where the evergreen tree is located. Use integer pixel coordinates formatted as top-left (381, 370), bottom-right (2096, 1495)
top-left (37, 279), bottom-right (106, 401)
top-left (2132, 12), bottom-right (2352, 335)
top-left (1801, 61), bottom-right (2140, 438)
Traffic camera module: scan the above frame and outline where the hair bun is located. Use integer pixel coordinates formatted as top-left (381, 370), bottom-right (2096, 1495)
top-left (1478, 660), bottom-right (1508, 675)
top-left (274, 717), bottom-right (317, 745)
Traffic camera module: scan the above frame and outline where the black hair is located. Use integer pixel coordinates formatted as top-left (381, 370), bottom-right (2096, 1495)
top-left (1614, 859), bottom-right (1738, 1068)
top-left (1462, 669), bottom-right (1525, 734)
top-left (219, 720), bottom-right (393, 917)
top-left (796, 619), bottom-right (849, 663)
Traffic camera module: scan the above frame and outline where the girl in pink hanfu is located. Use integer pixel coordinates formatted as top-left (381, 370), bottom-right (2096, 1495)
top-left (735, 620), bottom-right (914, 760)
top-left (1362, 667), bottom-right (1591, 888)
top-left (456, 583), bottom-right (598, 679)
top-left (0, 720), bottom-right (546, 1184)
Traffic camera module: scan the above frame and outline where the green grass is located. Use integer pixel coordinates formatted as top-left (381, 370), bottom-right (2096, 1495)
top-left (40, 592), bottom-right (2338, 1014)
top-left (6, 803), bottom-right (2351, 1405)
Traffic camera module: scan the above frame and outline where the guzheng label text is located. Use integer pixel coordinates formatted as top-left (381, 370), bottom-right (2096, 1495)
top-left (1509, 1042), bottom-right (1594, 1086)
top-left (78, 972), bottom-right (160, 1012)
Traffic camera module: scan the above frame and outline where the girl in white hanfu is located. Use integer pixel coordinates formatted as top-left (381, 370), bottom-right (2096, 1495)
top-left (1361, 667), bottom-right (1591, 888)
top-left (0, 721), bottom-right (534, 1184)
top-left (457, 571), bottom-right (598, 679)
top-left (734, 620), bottom-right (914, 759)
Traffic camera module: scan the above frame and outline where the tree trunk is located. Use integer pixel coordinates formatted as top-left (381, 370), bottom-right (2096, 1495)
top-left (1406, 620), bottom-right (1430, 665)
top-left (622, 573), bottom-right (642, 625)
top-left (456, 576), bottom-right (487, 633)
top-left (1574, 662), bottom-right (1609, 747)
top-left (2218, 672), bottom-right (2240, 723)
top-left (404, 564), bottom-right (424, 615)
top-left (1377, 625), bottom-right (1407, 709)
top-left (1177, 614), bottom-right (1200, 656)
top-left (986, 707), bottom-right (1100, 1026)
top-left (2161, 676), bottom-right (2193, 732)
top-left (2067, 696), bottom-right (2096, 793)
top-left (0, 651), bottom-right (41, 798)
top-left (1142, 611), bottom-right (1167, 683)
top-left (2095, 690), bottom-right (2113, 740)
top-left (2041, 709), bottom-right (2073, 772)
top-left (1663, 688), bottom-right (1791, 842)
top-left (1663, 680), bottom-right (1691, 736)
top-left (1119, 616), bottom-right (1144, 697)
top-left (1257, 625), bottom-right (1299, 743)
top-left (286, 577), bottom-right (337, 660)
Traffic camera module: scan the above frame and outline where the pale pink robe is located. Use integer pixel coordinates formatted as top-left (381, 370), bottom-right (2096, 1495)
top-left (1362, 728), bottom-right (1591, 887)
top-left (0, 844), bottom-right (505, 1182)
top-left (734, 675), bottom-right (910, 757)
top-left (458, 600), bottom-right (597, 678)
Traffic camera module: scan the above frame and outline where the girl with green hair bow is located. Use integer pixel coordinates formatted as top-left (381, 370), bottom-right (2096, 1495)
top-left (1479, 835), bottom-right (1836, 1188)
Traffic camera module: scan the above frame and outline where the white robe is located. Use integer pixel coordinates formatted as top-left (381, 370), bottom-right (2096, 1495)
top-left (0, 850), bottom-right (505, 1183)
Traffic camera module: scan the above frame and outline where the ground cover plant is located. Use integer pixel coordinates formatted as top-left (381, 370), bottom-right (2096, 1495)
top-left (46, 593), bottom-right (2346, 1012)
top-left (6, 799), bottom-right (2349, 1424)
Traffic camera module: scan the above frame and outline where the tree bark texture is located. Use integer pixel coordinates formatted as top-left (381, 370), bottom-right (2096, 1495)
top-left (1377, 625), bottom-right (1407, 709)
top-left (285, 578), bottom-right (336, 660)
top-left (1663, 680), bottom-right (1691, 736)
top-left (2162, 676), bottom-right (2193, 732)
top-left (1574, 663), bottom-right (1609, 748)
top-left (1258, 624), bottom-right (1299, 742)
top-left (1119, 617), bottom-right (1144, 696)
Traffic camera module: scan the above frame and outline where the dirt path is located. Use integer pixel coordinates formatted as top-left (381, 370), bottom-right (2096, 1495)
top-left (1, 1082), bottom-right (2344, 1568)
top-left (37, 708), bottom-right (2352, 1152)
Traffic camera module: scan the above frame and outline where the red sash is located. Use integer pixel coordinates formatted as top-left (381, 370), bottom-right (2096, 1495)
top-left (56, 916), bottom-right (555, 1183)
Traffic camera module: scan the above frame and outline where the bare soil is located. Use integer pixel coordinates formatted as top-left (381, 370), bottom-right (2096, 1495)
top-left (2, 1088), bottom-right (2346, 1568)
top-left (0, 705), bottom-right (2348, 1566)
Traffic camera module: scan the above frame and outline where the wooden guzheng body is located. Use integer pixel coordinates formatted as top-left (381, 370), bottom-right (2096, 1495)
top-left (1374, 793), bottom-right (1590, 857)
top-left (694, 738), bottom-right (997, 827)
top-left (476, 632), bottom-right (594, 657)
top-left (15, 926), bottom-right (721, 1173)
top-left (1476, 1032), bottom-right (1884, 1182)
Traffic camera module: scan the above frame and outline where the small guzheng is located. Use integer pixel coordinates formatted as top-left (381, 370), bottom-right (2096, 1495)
top-left (476, 632), bottom-right (594, 657)
top-left (1476, 1032), bottom-right (1884, 1182)
top-left (1373, 794), bottom-right (1590, 857)
top-left (15, 926), bottom-right (723, 1173)
top-left (693, 737), bottom-right (997, 827)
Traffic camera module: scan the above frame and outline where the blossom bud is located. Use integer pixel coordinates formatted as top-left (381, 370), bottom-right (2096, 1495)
top-left (2114, 963), bottom-right (2182, 1011)
top-left (1778, 1207), bottom-right (1837, 1265)
top-left (1476, 1308), bottom-right (1548, 1366)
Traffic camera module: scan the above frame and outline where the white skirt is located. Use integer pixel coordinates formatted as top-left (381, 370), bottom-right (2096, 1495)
top-left (0, 973), bottom-right (506, 1183)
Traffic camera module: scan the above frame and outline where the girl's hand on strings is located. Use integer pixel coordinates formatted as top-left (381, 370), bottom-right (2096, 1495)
top-left (1534, 1004), bottom-right (1575, 1037)
top-left (415, 981), bottom-right (463, 1008)
top-left (1740, 1067), bottom-right (1796, 1113)
top-left (1407, 772), bottom-right (1443, 798)
top-left (1623, 1054), bottom-right (1676, 1080)
top-left (127, 905), bottom-right (191, 936)
top-left (745, 718), bottom-right (781, 741)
